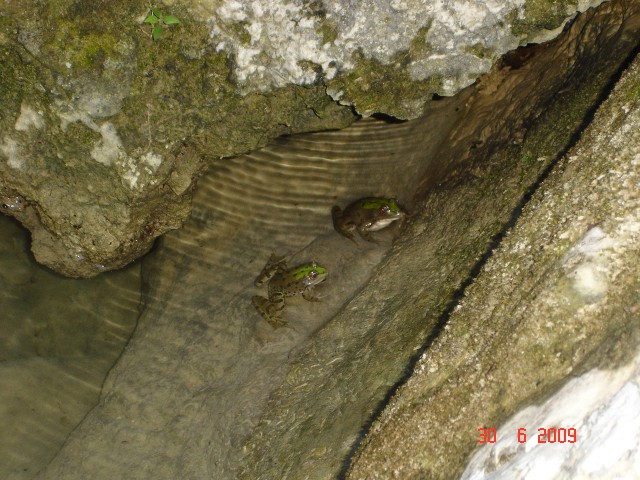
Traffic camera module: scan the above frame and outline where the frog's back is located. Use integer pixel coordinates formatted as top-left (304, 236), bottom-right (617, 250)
top-left (268, 272), bottom-right (305, 298)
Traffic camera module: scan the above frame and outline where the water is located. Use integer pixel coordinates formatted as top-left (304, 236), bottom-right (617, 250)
top-left (35, 117), bottom-right (439, 479)
top-left (0, 215), bottom-right (142, 479)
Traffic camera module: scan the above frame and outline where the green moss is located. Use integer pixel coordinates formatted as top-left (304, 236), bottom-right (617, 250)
top-left (409, 24), bottom-right (433, 58)
top-left (304, 0), bottom-right (328, 18)
top-left (323, 23), bottom-right (447, 119)
top-left (464, 43), bottom-right (495, 60)
top-left (36, 2), bottom-right (138, 75)
top-left (72, 33), bottom-right (119, 68)
top-left (317, 19), bottom-right (338, 45)
top-left (622, 71), bottom-right (640, 102)
top-left (510, 0), bottom-right (578, 37)
top-left (126, 15), bottom-right (354, 156)
top-left (227, 21), bottom-right (252, 45)
top-left (60, 121), bottom-right (102, 153)
top-left (0, 51), bottom-right (23, 133)
top-left (521, 71), bottom-right (613, 163)
top-left (6, 0), bottom-right (355, 180)
top-left (41, 0), bottom-right (78, 19)
top-left (327, 49), bottom-right (443, 119)
top-left (0, 13), bottom-right (12, 29)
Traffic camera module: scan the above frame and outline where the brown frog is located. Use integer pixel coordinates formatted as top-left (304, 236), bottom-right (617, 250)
top-left (332, 197), bottom-right (406, 243)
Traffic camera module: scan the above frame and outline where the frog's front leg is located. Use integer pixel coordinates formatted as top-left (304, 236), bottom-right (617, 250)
top-left (254, 254), bottom-right (287, 286)
top-left (357, 225), bottom-right (382, 243)
top-left (251, 293), bottom-right (288, 329)
top-left (302, 287), bottom-right (322, 302)
top-left (332, 206), bottom-right (358, 244)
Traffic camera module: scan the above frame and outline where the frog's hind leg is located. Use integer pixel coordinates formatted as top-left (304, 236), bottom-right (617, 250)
top-left (252, 294), bottom-right (288, 329)
top-left (332, 206), bottom-right (358, 244)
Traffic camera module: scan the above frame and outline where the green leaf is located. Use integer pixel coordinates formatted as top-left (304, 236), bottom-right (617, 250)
top-left (150, 6), bottom-right (162, 18)
top-left (162, 15), bottom-right (180, 25)
top-left (143, 13), bottom-right (159, 24)
top-left (152, 25), bottom-right (164, 40)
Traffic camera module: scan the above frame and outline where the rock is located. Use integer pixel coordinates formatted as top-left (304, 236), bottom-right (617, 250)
top-left (0, 0), bottom-right (607, 277)
top-left (0, 2), bottom-right (354, 277)
top-left (347, 20), bottom-right (640, 480)
top-left (29, 1), bottom-right (640, 479)
top-left (208, 0), bottom-right (607, 118)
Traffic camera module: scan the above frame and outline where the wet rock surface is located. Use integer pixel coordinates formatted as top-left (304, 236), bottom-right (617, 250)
top-left (348, 47), bottom-right (640, 480)
top-left (35, 116), bottom-right (426, 480)
top-left (0, 0), bottom-right (606, 277)
top-left (25, 1), bottom-right (640, 479)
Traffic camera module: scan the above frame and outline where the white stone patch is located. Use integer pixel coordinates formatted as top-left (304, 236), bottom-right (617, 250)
top-left (561, 226), bottom-right (619, 304)
top-left (141, 151), bottom-right (163, 172)
top-left (14, 103), bottom-right (45, 131)
top-left (570, 263), bottom-right (608, 301)
top-left (76, 89), bottom-right (123, 119)
top-left (120, 158), bottom-right (141, 189)
top-left (210, 0), bottom-right (336, 90)
top-left (218, 0), bottom-right (249, 22)
top-left (57, 106), bottom-right (155, 191)
top-left (205, 0), bottom-right (529, 96)
top-left (91, 122), bottom-right (123, 166)
top-left (0, 137), bottom-right (25, 170)
top-left (461, 350), bottom-right (640, 480)
top-left (408, 0), bottom-right (525, 90)
top-left (55, 76), bottom-right (126, 130)
top-left (577, 0), bottom-right (608, 10)
top-left (520, 0), bottom-right (606, 44)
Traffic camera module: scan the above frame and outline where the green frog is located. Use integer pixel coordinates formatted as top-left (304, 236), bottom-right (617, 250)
top-left (332, 197), bottom-right (406, 243)
top-left (252, 254), bottom-right (328, 329)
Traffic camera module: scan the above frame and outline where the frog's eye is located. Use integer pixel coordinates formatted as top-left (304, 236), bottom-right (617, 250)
top-left (309, 271), bottom-right (318, 278)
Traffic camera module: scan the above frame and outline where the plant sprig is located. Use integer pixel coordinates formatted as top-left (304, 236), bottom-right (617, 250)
top-left (143, 6), bottom-right (180, 41)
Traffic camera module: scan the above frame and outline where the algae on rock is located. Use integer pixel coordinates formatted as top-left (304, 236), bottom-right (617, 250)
top-left (238, 2), bottom-right (640, 478)
top-left (0, 0), bottom-right (611, 276)
top-left (0, 1), bottom-right (355, 277)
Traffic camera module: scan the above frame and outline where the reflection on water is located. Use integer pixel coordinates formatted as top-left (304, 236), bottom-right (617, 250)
top-left (0, 215), bottom-right (142, 480)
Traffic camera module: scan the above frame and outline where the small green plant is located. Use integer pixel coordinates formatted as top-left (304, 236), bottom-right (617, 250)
top-left (520, 152), bottom-right (534, 165)
top-left (143, 6), bottom-right (180, 41)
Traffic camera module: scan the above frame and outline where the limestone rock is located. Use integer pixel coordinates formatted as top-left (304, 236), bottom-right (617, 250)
top-left (0, 0), bottom-right (607, 277)
top-left (207, 0), bottom-right (607, 118)
top-left (0, 2), bottom-right (354, 277)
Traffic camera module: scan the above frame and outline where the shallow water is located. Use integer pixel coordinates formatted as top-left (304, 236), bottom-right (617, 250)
top-left (0, 215), bottom-right (141, 479)
top-left (34, 116), bottom-right (444, 479)
top-left (132, 117), bottom-right (425, 474)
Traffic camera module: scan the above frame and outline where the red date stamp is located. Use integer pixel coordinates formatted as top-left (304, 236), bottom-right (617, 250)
top-left (477, 427), bottom-right (577, 444)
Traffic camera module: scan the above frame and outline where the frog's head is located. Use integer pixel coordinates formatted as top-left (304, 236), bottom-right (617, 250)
top-left (361, 198), bottom-right (407, 232)
top-left (362, 198), bottom-right (405, 220)
top-left (293, 262), bottom-right (328, 287)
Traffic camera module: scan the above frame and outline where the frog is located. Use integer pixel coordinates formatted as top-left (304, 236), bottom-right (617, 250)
top-left (331, 197), bottom-right (406, 243)
top-left (252, 254), bottom-right (328, 329)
